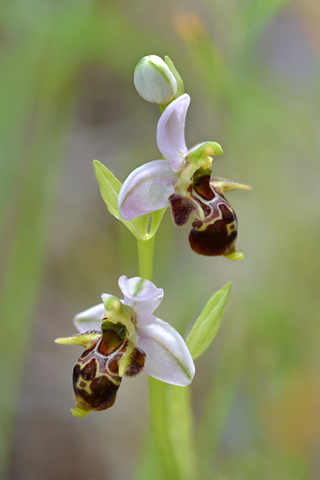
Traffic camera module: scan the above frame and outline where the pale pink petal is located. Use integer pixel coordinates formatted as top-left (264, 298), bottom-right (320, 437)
top-left (157, 94), bottom-right (190, 173)
top-left (136, 311), bottom-right (156, 327)
top-left (119, 275), bottom-right (163, 313)
top-left (73, 303), bottom-right (104, 333)
top-left (118, 160), bottom-right (177, 220)
top-left (136, 318), bottom-right (195, 386)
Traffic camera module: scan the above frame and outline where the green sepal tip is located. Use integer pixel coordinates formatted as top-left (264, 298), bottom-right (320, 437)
top-left (55, 331), bottom-right (101, 348)
top-left (164, 56), bottom-right (184, 100)
top-left (211, 177), bottom-right (252, 193)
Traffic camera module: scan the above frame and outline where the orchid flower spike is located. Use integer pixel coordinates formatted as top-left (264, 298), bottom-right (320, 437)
top-left (118, 94), bottom-right (251, 260)
top-left (55, 275), bottom-right (195, 417)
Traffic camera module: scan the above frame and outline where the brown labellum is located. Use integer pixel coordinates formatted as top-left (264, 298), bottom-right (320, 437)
top-left (167, 170), bottom-right (245, 257)
top-left (72, 323), bottom-right (145, 414)
top-left (189, 211), bottom-right (238, 256)
top-left (189, 174), bottom-right (238, 256)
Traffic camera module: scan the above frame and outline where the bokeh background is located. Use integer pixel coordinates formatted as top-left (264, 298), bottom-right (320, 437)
top-left (1, 0), bottom-right (319, 479)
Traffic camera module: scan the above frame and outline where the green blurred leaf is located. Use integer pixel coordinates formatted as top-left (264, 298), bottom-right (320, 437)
top-left (186, 282), bottom-right (231, 360)
top-left (93, 160), bottom-right (141, 238)
top-left (168, 386), bottom-right (196, 480)
top-left (0, 62), bottom-right (75, 479)
top-left (197, 326), bottom-right (245, 461)
top-left (133, 433), bottom-right (163, 480)
top-left (148, 377), bottom-right (181, 480)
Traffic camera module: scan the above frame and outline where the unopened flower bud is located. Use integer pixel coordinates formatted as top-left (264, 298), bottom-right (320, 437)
top-left (134, 55), bottom-right (177, 104)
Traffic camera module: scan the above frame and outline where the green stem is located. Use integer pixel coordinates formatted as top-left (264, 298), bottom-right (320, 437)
top-left (137, 236), bottom-right (181, 480)
top-left (137, 236), bottom-right (155, 281)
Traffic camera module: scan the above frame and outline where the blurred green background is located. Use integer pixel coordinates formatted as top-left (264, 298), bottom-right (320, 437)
top-left (1, 0), bottom-right (319, 479)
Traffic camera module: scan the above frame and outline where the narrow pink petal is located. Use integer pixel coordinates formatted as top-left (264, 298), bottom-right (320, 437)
top-left (73, 303), bottom-right (104, 333)
top-left (118, 160), bottom-right (177, 220)
top-left (157, 94), bottom-right (190, 173)
top-left (119, 275), bottom-right (163, 313)
top-left (136, 318), bottom-right (195, 386)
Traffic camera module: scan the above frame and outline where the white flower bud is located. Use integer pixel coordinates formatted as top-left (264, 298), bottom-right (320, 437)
top-left (134, 55), bottom-right (177, 104)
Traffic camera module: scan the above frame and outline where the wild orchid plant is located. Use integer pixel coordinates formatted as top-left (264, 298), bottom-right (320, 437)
top-left (56, 55), bottom-right (250, 477)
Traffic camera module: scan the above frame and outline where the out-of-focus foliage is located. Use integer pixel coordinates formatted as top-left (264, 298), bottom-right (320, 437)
top-left (1, 0), bottom-right (319, 479)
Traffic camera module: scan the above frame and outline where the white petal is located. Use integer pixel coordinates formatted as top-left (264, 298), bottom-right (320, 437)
top-left (118, 160), bottom-right (176, 220)
top-left (136, 318), bottom-right (195, 386)
top-left (119, 275), bottom-right (163, 313)
top-left (73, 303), bottom-right (104, 333)
top-left (157, 94), bottom-right (190, 173)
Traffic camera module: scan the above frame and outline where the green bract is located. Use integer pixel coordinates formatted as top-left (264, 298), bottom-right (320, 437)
top-left (93, 160), bottom-right (166, 241)
top-left (186, 282), bottom-right (231, 360)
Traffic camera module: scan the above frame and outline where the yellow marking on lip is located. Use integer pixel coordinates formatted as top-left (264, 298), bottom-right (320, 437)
top-left (76, 378), bottom-right (92, 394)
top-left (227, 220), bottom-right (237, 236)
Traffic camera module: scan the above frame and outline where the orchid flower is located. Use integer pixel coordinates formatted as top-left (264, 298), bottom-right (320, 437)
top-left (55, 275), bottom-right (195, 417)
top-left (118, 94), bottom-right (251, 259)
